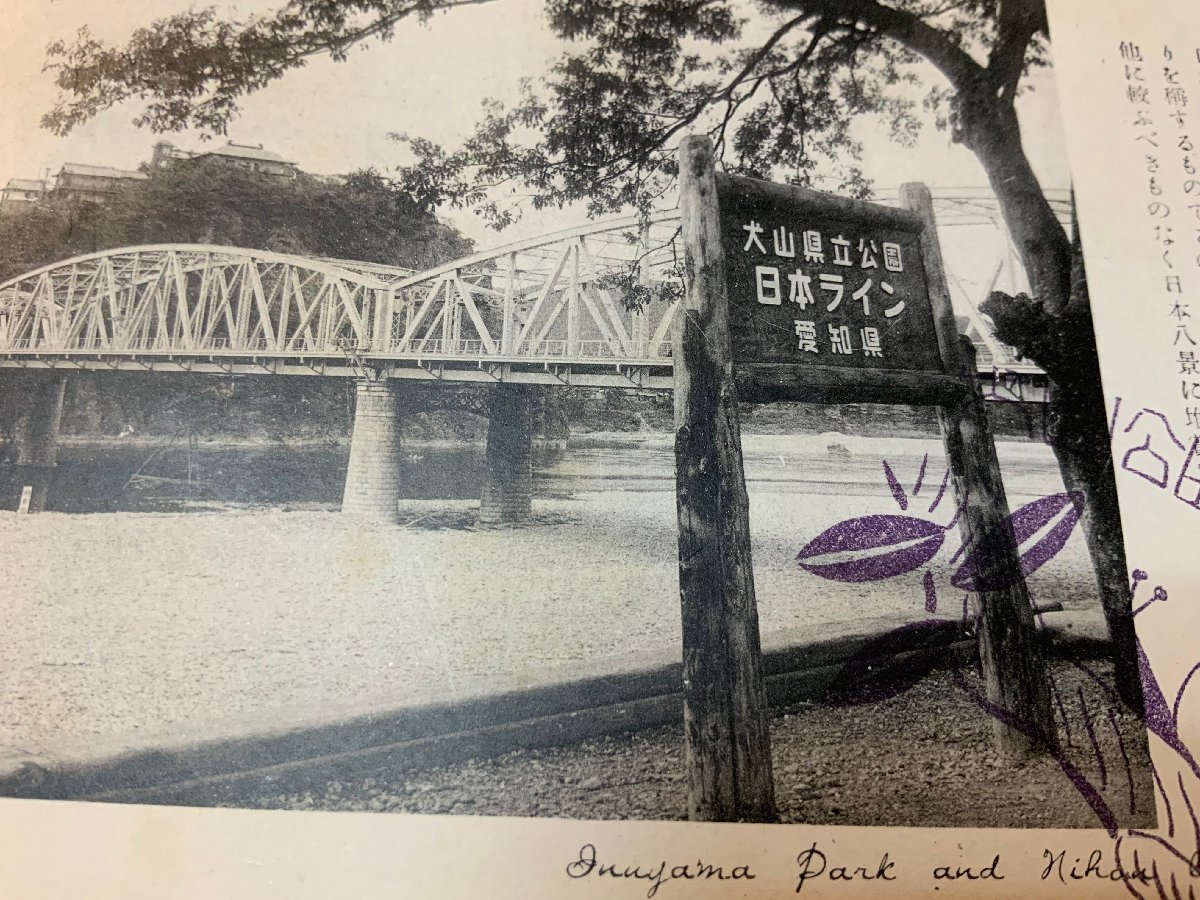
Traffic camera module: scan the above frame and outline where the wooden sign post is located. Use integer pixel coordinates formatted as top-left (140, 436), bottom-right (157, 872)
top-left (674, 137), bottom-right (776, 823)
top-left (901, 182), bottom-right (1058, 759)
top-left (673, 136), bottom-right (1057, 821)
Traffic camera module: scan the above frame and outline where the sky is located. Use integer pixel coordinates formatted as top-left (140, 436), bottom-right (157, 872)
top-left (0, 0), bottom-right (1072, 249)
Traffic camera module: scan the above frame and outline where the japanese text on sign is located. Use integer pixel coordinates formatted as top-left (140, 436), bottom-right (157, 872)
top-left (717, 179), bottom-right (944, 373)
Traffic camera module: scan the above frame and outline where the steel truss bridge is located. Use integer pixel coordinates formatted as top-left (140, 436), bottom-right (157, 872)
top-left (0, 190), bottom-right (1061, 401)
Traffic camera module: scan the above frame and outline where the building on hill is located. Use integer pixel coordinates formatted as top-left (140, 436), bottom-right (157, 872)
top-left (52, 163), bottom-right (148, 204)
top-left (194, 142), bottom-right (298, 178)
top-left (0, 178), bottom-right (48, 210)
top-left (151, 140), bottom-right (299, 179)
top-left (149, 141), bottom-right (189, 171)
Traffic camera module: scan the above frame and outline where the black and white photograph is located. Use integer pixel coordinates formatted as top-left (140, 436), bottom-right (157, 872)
top-left (2, 0), bottom-right (1194, 879)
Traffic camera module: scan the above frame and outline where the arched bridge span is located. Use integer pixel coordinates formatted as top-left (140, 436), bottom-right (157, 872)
top-left (0, 197), bottom-right (1058, 516)
top-left (0, 214), bottom-right (682, 388)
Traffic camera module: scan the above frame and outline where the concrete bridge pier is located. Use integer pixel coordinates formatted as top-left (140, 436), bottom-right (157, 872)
top-left (6, 374), bottom-right (68, 513)
top-left (341, 378), bottom-right (402, 521)
top-left (479, 384), bottom-right (534, 524)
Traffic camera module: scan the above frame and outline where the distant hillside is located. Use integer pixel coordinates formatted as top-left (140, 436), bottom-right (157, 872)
top-left (0, 164), bottom-right (471, 283)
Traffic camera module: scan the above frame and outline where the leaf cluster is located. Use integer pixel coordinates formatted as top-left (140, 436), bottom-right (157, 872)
top-left (42, 0), bottom-right (503, 136)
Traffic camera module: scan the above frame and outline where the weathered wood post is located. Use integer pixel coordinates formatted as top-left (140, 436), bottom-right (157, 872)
top-left (902, 182), bottom-right (1059, 758)
top-left (674, 136), bottom-right (777, 822)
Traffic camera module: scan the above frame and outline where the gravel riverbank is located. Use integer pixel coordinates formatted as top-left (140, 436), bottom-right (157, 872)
top-left (0, 436), bottom-right (1095, 758)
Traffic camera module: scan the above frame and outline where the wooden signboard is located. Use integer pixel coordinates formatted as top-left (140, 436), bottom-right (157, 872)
top-left (673, 135), bottom-right (1056, 824)
top-left (719, 175), bottom-right (944, 374)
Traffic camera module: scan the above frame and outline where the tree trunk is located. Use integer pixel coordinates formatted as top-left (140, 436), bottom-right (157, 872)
top-left (957, 89), bottom-right (1074, 317)
top-left (1046, 226), bottom-right (1142, 712)
top-left (964, 101), bottom-right (1142, 712)
top-left (1047, 357), bottom-right (1142, 711)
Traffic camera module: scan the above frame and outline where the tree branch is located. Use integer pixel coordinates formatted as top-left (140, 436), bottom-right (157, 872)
top-left (986, 0), bottom-right (1045, 105)
top-left (43, 0), bottom-right (505, 134)
top-left (611, 15), bottom-right (831, 179)
top-left (764, 0), bottom-right (984, 91)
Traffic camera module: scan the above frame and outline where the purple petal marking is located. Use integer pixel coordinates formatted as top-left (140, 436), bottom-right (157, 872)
top-left (1172, 660), bottom-right (1200, 732)
top-left (950, 668), bottom-right (1119, 837)
top-left (1139, 646), bottom-right (1200, 785)
top-left (1078, 686), bottom-right (1107, 789)
top-left (913, 453), bottom-right (929, 496)
top-left (798, 514), bottom-right (944, 556)
top-left (1049, 671), bottom-right (1074, 748)
top-left (927, 468), bottom-right (950, 513)
top-left (1179, 770), bottom-right (1200, 850)
top-left (1012, 501), bottom-right (1079, 570)
top-left (1139, 639), bottom-right (1179, 750)
top-left (882, 459), bottom-right (908, 510)
top-left (1072, 659), bottom-right (1125, 709)
top-left (950, 491), bottom-right (1084, 592)
top-left (796, 515), bottom-right (944, 583)
top-left (945, 494), bottom-right (966, 530)
top-left (1150, 762), bottom-right (1176, 838)
top-left (923, 569), bottom-right (937, 613)
top-left (1009, 491), bottom-right (1085, 544)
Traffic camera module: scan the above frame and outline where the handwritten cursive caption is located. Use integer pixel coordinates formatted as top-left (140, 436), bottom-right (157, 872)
top-left (565, 843), bottom-right (755, 898)
top-left (563, 842), bottom-right (1200, 896)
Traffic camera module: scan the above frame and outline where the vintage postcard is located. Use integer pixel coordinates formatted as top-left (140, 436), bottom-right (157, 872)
top-left (0, 0), bottom-right (1196, 895)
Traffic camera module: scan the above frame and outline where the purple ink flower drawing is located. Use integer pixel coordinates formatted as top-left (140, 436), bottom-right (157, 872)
top-left (794, 455), bottom-right (1086, 708)
top-left (950, 490), bottom-right (1085, 592)
top-left (797, 455), bottom-right (1084, 614)
top-left (795, 514), bottom-right (944, 583)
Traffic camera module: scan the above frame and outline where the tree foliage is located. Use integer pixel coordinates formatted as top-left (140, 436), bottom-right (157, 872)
top-left (39, 1), bottom-right (1067, 343)
top-left (43, 0), bottom-right (504, 136)
top-left (42, 2), bottom-right (1049, 227)
top-left (0, 162), bottom-right (472, 282)
top-left (398, 0), bottom-right (1046, 225)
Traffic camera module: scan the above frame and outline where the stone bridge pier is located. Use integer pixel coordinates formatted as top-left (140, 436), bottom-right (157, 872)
top-left (479, 384), bottom-right (534, 524)
top-left (4, 373), bottom-right (68, 513)
top-left (341, 378), bottom-right (536, 524)
top-left (341, 378), bottom-right (403, 520)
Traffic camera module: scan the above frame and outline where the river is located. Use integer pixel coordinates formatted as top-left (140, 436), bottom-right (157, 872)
top-left (46, 431), bottom-right (1065, 513)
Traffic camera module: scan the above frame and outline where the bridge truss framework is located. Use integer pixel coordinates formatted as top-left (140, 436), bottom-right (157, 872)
top-left (0, 192), bottom-right (1057, 402)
